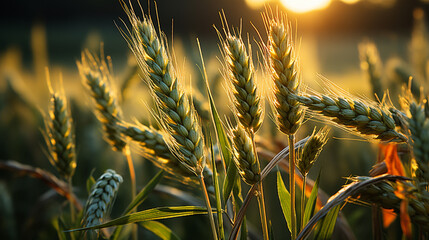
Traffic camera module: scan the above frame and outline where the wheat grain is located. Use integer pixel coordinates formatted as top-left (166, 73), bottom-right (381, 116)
top-left (83, 169), bottom-right (123, 228)
top-left (77, 52), bottom-right (126, 152)
top-left (44, 92), bottom-right (76, 179)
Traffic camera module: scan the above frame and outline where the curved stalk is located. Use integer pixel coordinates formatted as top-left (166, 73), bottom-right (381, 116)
top-left (199, 175), bottom-right (219, 240)
top-left (289, 135), bottom-right (297, 239)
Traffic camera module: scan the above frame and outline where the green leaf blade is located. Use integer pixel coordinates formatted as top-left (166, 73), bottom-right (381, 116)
top-left (303, 173), bottom-right (320, 227)
top-left (68, 206), bottom-right (208, 232)
top-left (276, 170), bottom-right (292, 233)
top-left (140, 221), bottom-right (181, 240)
top-left (315, 205), bottom-right (341, 240)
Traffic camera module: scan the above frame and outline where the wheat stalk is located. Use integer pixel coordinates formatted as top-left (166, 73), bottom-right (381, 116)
top-left (77, 51), bottom-right (126, 152)
top-left (122, 4), bottom-right (217, 238)
top-left (83, 169), bottom-right (123, 228)
top-left (265, 14), bottom-right (304, 239)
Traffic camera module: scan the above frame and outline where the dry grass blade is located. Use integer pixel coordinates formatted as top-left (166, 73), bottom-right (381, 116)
top-left (0, 160), bottom-right (82, 210)
top-left (297, 174), bottom-right (410, 240)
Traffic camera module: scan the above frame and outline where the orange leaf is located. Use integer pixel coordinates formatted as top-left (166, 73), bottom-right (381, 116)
top-left (382, 144), bottom-right (405, 177)
top-left (400, 199), bottom-right (412, 239)
top-left (382, 208), bottom-right (397, 228)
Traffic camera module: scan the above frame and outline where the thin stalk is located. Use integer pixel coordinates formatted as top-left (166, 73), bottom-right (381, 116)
top-left (199, 174), bottom-right (219, 240)
top-left (301, 174), bottom-right (306, 230)
top-left (289, 134), bottom-right (297, 240)
top-left (68, 177), bottom-right (75, 223)
top-left (250, 133), bottom-right (268, 240)
top-left (372, 204), bottom-right (382, 240)
top-left (124, 145), bottom-right (137, 240)
top-left (257, 182), bottom-right (269, 240)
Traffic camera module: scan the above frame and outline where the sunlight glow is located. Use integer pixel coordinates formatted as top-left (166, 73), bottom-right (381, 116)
top-left (341, 0), bottom-right (360, 4)
top-left (280, 0), bottom-right (331, 13)
top-left (245, 0), bottom-right (268, 9)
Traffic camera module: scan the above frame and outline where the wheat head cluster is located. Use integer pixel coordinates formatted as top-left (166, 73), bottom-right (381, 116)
top-left (15, 1), bottom-right (429, 239)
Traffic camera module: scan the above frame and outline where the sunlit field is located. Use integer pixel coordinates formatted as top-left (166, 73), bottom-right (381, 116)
top-left (1, 0), bottom-right (429, 239)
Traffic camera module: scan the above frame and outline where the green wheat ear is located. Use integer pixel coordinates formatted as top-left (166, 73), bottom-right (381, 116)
top-left (123, 4), bottom-right (206, 176)
top-left (43, 76), bottom-right (76, 180)
top-left (266, 14), bottom-right (304, 136)
top-left (77, 51), bottom-right (126, 152)
top-left (223, 33), bottom-right (263, 133)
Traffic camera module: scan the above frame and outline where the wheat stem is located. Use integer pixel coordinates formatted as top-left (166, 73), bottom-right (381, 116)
top-left (301, 174), bottom-right (306, 230)
top-left (257, 182), bottom-right (269, 240)
top-left (124, 145), bottom-right (137, 240)
top-left (68, 177), bottom-right (75, 223)
top-left (199, 175), bottom-right (218, 240)
top-left (289, 135), bottom-right (297, 239)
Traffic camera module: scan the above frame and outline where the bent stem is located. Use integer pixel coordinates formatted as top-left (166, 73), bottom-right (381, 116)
top-left (199, 174), bottom-right (218, 240)
top-left (124, 145), bottom-right (137, 240)
top-left (257, 182), bottom-right (269, 240)
top-left (68, 177), bottom-right (75, 223)
top-left (251, 133), bottom-right (268, 240)
top-left (289, 134), bottom-right (297, 240)
top-left (301, 174), bottom-right (306, 230)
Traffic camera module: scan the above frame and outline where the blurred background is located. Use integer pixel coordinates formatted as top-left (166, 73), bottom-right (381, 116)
top-left (1, 0), bottom-right (429, 239)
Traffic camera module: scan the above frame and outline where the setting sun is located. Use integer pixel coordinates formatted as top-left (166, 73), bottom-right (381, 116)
top-left (280, 0), bottom-right (331, 13)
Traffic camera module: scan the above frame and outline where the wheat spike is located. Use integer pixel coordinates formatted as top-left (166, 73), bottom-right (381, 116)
top-left (45, 92), bottom-right (76, 179)
top-left (123, 6), bottom-right (205, 175)
top-left (292, 93), bottom-right (407, 142)
top-left (296, 127), bottom-right (329, 177)
top-left (407, 101), bottom-right (429, 185)
top-left (77, 52), bottom-right (126, 152)
top-left (83, 169), bottom-right (123, 228)
top-left (231, 124), bottom-right (260, 185)
top-left (359, 41), bottom-right (383, 100)
top-left (355, 177), bottom-right (429, 231)
top-left (224, 34), bottom-right (263, 133)
top-left (118, 123), bottom-right (214, 191)
top-left (267, 16), bottom-right (303, 135)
